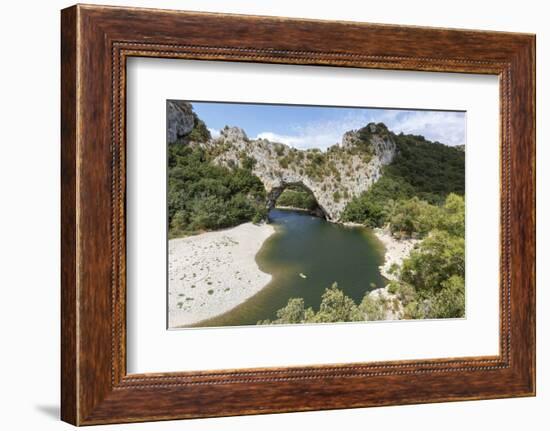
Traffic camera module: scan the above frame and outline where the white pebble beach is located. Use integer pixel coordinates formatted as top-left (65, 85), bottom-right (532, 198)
top-left (168, 222), bottom-right (275, 328)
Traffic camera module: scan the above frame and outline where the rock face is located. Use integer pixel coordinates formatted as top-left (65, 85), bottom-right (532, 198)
top-left (167, 100), bottom-right (195, 143)
top-left (205, 124), bottom-right (396, 221)
top-left (167, 101), bottom-right (397, 222)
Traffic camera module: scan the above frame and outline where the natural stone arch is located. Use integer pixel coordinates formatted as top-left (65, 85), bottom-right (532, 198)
top-left (266, 181), bottom-right (329, 219)
top-left (166, 99), bottom-right (398, 222)
top-left (206, 124), bottom-right (396, 222)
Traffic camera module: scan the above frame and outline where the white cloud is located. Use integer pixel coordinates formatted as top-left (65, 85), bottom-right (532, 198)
top-left (208, 127), bottom-right (220, 139)
top-left (383, 111), bottom-right (465, 146)
top-left (255, 132), bottom-right (308, 148)
top-left (256, 111), bottom-right (371, 150)
top-left (254, 110), bottom-right (465, 151)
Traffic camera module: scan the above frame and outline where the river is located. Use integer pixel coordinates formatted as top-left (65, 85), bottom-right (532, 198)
top-left (194, 209), bottom-right (386, 327)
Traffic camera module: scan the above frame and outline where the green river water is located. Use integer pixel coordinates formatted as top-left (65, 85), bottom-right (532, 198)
top-left (195, 208), bottom-right (386, 327)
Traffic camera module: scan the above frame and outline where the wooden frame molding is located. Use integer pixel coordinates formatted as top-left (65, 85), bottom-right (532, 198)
top-left (61, 4), bottom-right (535, 425)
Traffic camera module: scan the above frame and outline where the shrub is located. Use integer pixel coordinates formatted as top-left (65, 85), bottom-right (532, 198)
top-left (358, 294), bottom-right (387, 320)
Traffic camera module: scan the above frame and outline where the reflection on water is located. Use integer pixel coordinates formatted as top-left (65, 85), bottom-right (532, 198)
top-left (195, 209), bottom-right (385, 327)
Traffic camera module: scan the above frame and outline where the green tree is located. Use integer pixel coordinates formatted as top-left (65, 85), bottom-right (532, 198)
top-left (400, 230), bottom-right (464, 297)
top-left (258, 298), bottom-right (315, 325)
top-left (386, 132), bottom-right (465, 202)
top-left (311, 283), bottom-right (362, 323)
top-left (358, 294), bottom-right (387, 320)
top-left (435, 193), bottom-right (465, 237)
top-left (388, 226), bottom-right (465, 320)
top-left (342, 176), bottom-right (414, 227)
top-left (429, 275), bottom-right (465, 318)
top-left (389, 197), bottom-right (437, 237)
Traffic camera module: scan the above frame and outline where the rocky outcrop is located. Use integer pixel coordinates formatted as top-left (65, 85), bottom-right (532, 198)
top-left (167, 101), bottom-right (397, 222)
top-left (367, 286), bottom-right (404, 320)
top-left (203, 124), bottom-right (396, 221)
top-left (342, 124), bottom-right (395, 165)
top-left (167, 100), bottom-right (195, 143)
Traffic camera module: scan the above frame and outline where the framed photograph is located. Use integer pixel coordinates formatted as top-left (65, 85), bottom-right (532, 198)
top-left (61, 4), bottom-right (535, 425)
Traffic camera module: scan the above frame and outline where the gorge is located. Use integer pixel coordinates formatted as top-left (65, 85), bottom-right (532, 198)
top-left (167, 101), bottom-right (466, 327)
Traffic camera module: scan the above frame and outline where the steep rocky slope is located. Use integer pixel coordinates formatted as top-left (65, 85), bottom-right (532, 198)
top-left (167, 100), bottom-right (194, 143)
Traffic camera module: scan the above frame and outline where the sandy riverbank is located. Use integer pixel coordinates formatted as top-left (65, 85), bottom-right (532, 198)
top-left (372, 227), bottom-right (419, 281)
top-left (168, 222), bottom-right (275, 328)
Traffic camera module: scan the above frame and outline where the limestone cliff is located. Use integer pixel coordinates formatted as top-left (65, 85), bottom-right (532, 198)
top-left (168, 101), bottom-right (397, 222)
top-left (167, 100), bottom-right (195, 143)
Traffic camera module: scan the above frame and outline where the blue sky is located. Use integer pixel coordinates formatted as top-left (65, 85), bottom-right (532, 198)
top-left (190, 101), bottom-right (465, 150)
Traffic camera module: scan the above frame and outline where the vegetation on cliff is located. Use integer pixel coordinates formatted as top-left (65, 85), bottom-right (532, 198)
top-left (342, 132), bottom-right (465, 228)
top-left (168, 145), bottom-right (267, 237)
top-left (168, 109), bottom-right (267, 237)
top-left (275, 185), bottom-right (318, 211)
